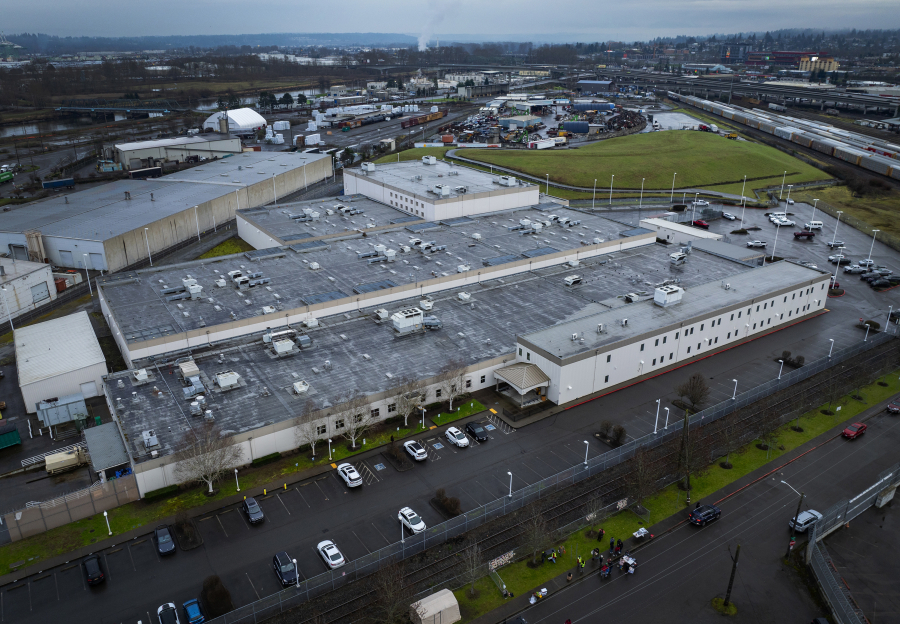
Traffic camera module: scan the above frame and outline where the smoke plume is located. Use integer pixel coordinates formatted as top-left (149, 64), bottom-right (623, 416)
top-left (418, 1), bottom-right (446, 51)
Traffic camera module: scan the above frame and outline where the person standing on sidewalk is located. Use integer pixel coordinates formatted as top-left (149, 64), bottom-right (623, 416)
top-left (609, 536), bottom-right (615, 555)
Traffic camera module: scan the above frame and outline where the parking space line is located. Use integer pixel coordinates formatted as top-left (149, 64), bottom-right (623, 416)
top-left (519, 461), bottom-right (546, 480)
top-left (216, 515), bottom-right (229, 538)
top-left (27, 583), bottom-right (30, 612)
top-left (533, 454), bottom-right (561, 473)
top-left (276, 493), bottom-right (291, 515)
top-left (358, 462), bottom-right (380, 485)
top-left (474, 480), bottom-right (495, 498)
top-left (294, 487), bottom-right (311, 507)
top-left (102, 553), bottom-right (112, 581)
top-left (245, 573), bottom-right (260, 600)
top-left (352, 531), bottom-right (371, 554)
top-left (54, 572), bottom-right (59, 602)
top-left (371, 522), bottom-right (390, 545)
top-left (315, 481), bottom-right (330, 501)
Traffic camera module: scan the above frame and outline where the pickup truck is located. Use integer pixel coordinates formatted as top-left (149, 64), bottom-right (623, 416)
top-left (793, 230), bottom-right (815, 239)
top-left (746, 240), bottom-right (767, 248)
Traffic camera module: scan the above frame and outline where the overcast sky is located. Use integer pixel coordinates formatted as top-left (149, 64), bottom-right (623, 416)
top-left (5, 0), bottom-right (900, 41)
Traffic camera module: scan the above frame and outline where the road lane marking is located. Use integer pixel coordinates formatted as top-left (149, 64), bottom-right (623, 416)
top-left (245, 573), bottom-right (260, 600)
top-left (216, 515), bottom-right (229, 537)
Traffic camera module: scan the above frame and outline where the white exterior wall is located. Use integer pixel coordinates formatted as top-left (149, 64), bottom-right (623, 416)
top-left (41, 238), bottom-right (109, 271)
top-left (0, 261), bottom-right (57, 320)
top-left (128, 357), bottom-right (510, 496)
top-left (236, 214), bottom-right (281, 250)
top-left (639, 218), bottom-right (723, 244)
top-left (109, 233), bottom-right (655, 365)
top-left (21, 362), bottom-right (108, 413)
top-left (519, 277), bottom-right (831, 405)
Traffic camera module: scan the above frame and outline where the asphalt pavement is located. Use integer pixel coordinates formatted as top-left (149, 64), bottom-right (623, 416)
top-left (508, 392), bottom-right (900, 624)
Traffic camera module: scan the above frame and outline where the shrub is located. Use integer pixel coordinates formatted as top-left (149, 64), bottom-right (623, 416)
top-left (864, 320), bottom-right (880, 330)
top-left (599, 420), bottom-right (613, 436)
top-left (201, 575), bottom-right (234, 617)
top-left (611, 425), bottom-right (627, 446)
top-left (434, 488), bottom-right (462, 516)
top-left (793, 355), bottom-right (805, 367)
top-left (781, 351), bottom-right (792, 362)
top-left (251, 452), bottom-right (281, 467)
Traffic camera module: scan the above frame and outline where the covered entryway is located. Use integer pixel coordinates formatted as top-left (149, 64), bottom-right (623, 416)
top-left (493, 362), bottom-right (550, 407)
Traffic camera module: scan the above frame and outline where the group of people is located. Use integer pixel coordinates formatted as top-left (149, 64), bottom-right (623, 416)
top-left (609, 537), bottom-right (624, 556)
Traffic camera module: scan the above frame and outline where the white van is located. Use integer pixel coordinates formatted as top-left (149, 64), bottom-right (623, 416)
top-left (805, 220), bottom-right (823, 230)
top-left (769, 212), bottom-right (787, 222)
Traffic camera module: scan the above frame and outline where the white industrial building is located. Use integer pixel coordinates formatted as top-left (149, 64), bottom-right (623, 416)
top-left (16, 311), bottom-right (107, 413)
top-left (202, 108), bottom-right (268, 135)
top-left (111, 134), bottom-right (243, 171)
top-left (0, 152), bottom-right (332, 273)
top-left (0, 257), bottom-right (58, 322)
top-left (639, 217), bottom-right (724, 244)
top-left (343, 160), bottom-right (540, 220)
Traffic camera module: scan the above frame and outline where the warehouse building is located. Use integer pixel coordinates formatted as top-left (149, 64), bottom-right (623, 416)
top-left (202, 108), bottom-right (267, 136)
top-left (343, 160), bottom-right (540, 220)
top-left (103, 238), bottom-right (827, 495)
top-left (16, 311), bottom-right (107, 414)
top-left (639, 218), bottom-right (724, 244)
top-left (109, 134), bottom-right (243, 171)
top-left (0, 257), bottom-right (58, 322)
top-left (0, 152), bottom-right (332, 273)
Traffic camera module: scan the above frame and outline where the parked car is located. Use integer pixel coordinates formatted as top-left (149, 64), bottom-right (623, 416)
top-left (273, 551), bottom-right (299, 586)
top-left (692, 200), bottom-right (710, 207)
top-left (317, 540), bottom-right (346, 569)
top-left (844, 265), bottom-right (867, 274)
top-left (158, 603), bottom-right (181, 624)
top-left (692, 219), bottom-right (709, 229)
top-left (826, 240), bottom-right (845, 248)
top-left (688, 504), bottom-right (721, 526)
top-left (398, 506), bottom-right (427, 533)
top-left (154, 525), bottom-right (176, 556)
top-left (465, 421), bottom-right (489, 442)
top-left (786, 198), bottom-right (795, 205)
top-left (746, 240), bottom-right (767, 248)
top-left (182, 599), bottom-right (205, 624)
top-left (337, 463), bottom-right (363, 487)
top-left (859, 258), bottom-right (875, 267)
top-left (886, 401), bottom-right (900, 414)
top-left (842, 423), bottom-right (867, 439)
top-left (444, 426), bottom-right (469, 448)
top-left (722, 212), bottom-right (736, 220)
top-left (82, 555), bottom-right (105, 585)
top-left (793, 230), bottom-right (815, 239)
top-left (789, 510), bottom-right (823, 533)
top-left (403, 440), bottom-right (427, 461)
top-left (242, 497), bottom-right (265, 524)
top-left (775, 218), bottom-right (796, 227)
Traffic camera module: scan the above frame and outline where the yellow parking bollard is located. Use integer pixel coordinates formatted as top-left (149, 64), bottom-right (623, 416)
top-left (284, 483), bottom-right (287, 490)
top-left (264, 488), bottom-right (267, 495)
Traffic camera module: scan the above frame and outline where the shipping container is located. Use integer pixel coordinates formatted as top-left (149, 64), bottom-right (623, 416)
top-left (0, 424), bottom-right (21, 450)
top-left (41, 177), bottom-right (75, 189)
top-left (561, 121), bottom-right (590, 134)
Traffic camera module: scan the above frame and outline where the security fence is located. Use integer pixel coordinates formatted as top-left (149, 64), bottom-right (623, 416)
top-left (804, 462), bottom-right (899, 624)
top-left (201, 331), bottom-right (896, 624)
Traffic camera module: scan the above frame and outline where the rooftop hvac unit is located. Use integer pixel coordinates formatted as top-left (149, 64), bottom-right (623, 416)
top-left (297, 334), bottom-right (312, 349)
top-left (621, 318), bottom-right (628, 326)
top-left (178, 360), bottom-right (200, 379)
top-left (624, 293), bottom-right (641, 303)
top-left (472, 233), bottom-right (482, 240)
top-left (532, 223), bottom-right (543, 232)
top-left (303, 317), bottom-right (319, 328)
top-left (568, 259), bottom-right (580, 268)
top-left (309, 262), bottom-right (320, 270)
top-left (293, 380), bottom-right (310, 394)
top-left (215, 278), bottom-right (226, 288)
top-left (432, 184), bottom-right (451, 196)
top-left (188, 284), bottom-right (203, 299)
top-left (520, 219), bottom-right (532, 227)
top-left (422, 155), bottom-right (437, 165)
top-left (362, 162), bottom-right (375, 172)
top-left (142, 430), bottom-right (159, 450)
top-left (375, 308), bottom-right (389, 320)
top-left (182, 278), bottom-right (197, 288)
top-left (457, 264), bottom-right (471, 273)
top-left (215, 370), bottom-right (242, 390)
top-left (189, 401), bottom-right (202, 416)
top-left (272, 338), bottom-right (294, 354)
top-left (133, 369), bottom-right (149, 381)
top-left (654, 285), bottom-right (684, 307)
top-left (454, 186), bottom-right (468, 193)
top-left (391, 307), bottom-right (424, 334)
top-left (374, 244), bottom-right (387, 255)
top-left (234, 276), bottom-right (250, 289)
top-left (458, 292), bottom-right (471, 301)
top-left (670, 252), bottom-right (687, 266)
top-left (399, 245), bottom-right (411, 253)
top-left (262, 305), bottom-right (276, 315)
top-left (597, 323), bottom-right (604, 333)
top-left (564, 275), bottom-right (582, 286)
top-left (497, 175), bottom-right (517, 187)
top-left (384, 249), bottom-right (397, 261)
top-left (420, 299), bottom-right (433, 311)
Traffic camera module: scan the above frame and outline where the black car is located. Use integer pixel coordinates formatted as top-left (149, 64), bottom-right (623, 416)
top-left (82, 555), bottom-right (105, 585)
top-left (273, 551), bottom-right (298, 586)
top-left (465, 421), bottom-right (489, 442)
top-left (242, 497), bottom-right (265, 524)
top-left (155, 525), bottom-right (176, 556)
top-left (688, 504), bottom-right (721, 526)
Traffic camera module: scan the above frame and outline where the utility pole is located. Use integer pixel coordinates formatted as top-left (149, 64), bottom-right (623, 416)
top-left (682, 408), bottom-right (691, 505)
top-left (723, 544), bottom-right (741, 607)
top-left (786, 492), bottom-right (805, 559)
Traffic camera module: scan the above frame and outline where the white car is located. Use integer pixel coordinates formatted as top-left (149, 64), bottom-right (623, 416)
top-left (444, 426), bottom-right (469, 448)
top-left (692, 199), bottom-right (710, 207)
top-left (746, 240), bottom-right (767, 248)
top-left (775, 218), bottom-right (795, 227)
top-left (317, 540), bottom-right (345, 569)
top-left (722, 212), bottom-right (736, 221)
top-left (826, 240), bottom-right (845, 248)
top-left (337, 463), bottom-right (362, 487)
top-left (398, 507), bottom-right (426, 533)
top-left (786, 198), bottom-right (795, 205)
top-left (157, 603), bottom-right (181, 624)
top-left (788, 509), bottom-right (822, 533)
top-left (404, 440), bottom-right (427, 461)
top-left (859, 258), bottom-right (875, 267)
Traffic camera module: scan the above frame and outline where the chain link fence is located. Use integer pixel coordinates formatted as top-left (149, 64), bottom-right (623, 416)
top-left (199, 331), bottom-right (896, 624)
top-left (805, 462), bottom-right (899, 624)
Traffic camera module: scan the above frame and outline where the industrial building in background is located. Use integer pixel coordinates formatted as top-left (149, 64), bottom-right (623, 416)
top-left (201, 108), bottom-right (268, 136)
top-left (0, 257), bottom-right (59, 322)
top-left (108, 134), bottom-right (243, 171)
top-left (0, 152), bottom-right (332, 272)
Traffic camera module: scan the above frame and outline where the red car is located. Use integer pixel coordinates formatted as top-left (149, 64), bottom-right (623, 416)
top-left (692, 220), bottom-right (709, 230)
top-left (794, 230), bottom-right (815, 239)
top-left (886, 402), bottom-right (900, 414)
top-left (842, 423), bottom-right (867, 439)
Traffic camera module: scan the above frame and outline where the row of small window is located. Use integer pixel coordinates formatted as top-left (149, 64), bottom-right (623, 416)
top-left (389, 192), bottom-right (422, 208)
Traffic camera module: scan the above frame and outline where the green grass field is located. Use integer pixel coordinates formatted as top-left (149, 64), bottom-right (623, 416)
top-left (461, 132), bottom-right (829, 193)
top-left (373, 146), bottom-right (453, 164)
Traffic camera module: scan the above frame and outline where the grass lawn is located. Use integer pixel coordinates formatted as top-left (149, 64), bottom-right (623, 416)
top-left (0, 421), bottom-right (430, 574)
top-left (197, 236), bottom-right (255, 259)
top-left (461, 132), bottom-right (829, 193)
top-left (431, 400), bottom-right (486, 426)
top-left (454, 368), bottom-right (900, 622)
top-left (794, 186), bottom-right (900, 242)
top-left (373, 146), bottom-right (453, 164)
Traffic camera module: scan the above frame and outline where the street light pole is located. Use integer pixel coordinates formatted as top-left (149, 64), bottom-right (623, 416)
top-left (194, 205), bottom-right (201, 243)
top-left (867, 229), bottom-right (880, 262)
top-left (103, 510), bottom-right (112, 536)
top-left (670, 172), bottom-right (676, 202)
top-left (664, 407), bottom-right (670, 429)
top-left (592, 178), bottom-right (596, 209)
top-left (865, 325), bottom-right (871, 342)
top-left (144, 228), bottom-right (153, 266)
top-left (886, 305), bottom-right (894, 329)
top-left (786, 184), bottom-right (793, 202)
top-left (785, 487), bottom-right (805, 559)
top-left (811, 199), bottom-right (818, 223)
top-left (609, 174), bottom-right (614, 204)
top-left (83, 254), bottom-right (93, 297)
top-left (639, 177), bottom-right (645, 213)
top-left (235, 468), bottom-right (240, 492)
top-left (832, 248), bottom-right (843, 287)
top-left (771, 224), bottom-right (781, 261)
top-left (740, 174), bottom-right (746, 201)
top-left (831, 211), bottom-right (842, 245)
top-left (545, 174), bottom-right (549, 195)
top-left (828, 339), bottom-right (834, 357)
top-left (732, 379), bottom-right (738, 399)
top-left (507, 471), bottom-right (513, 498)
top-left (293, 559), bottom-right (300, 588)
top-left (739, 195), bottom-right (747, 228)
top-left (327, 438), bottom-right (333, 461)
top-left (780, 171), bottom-right (787, 199)
top-left (654, 398), bottom-right (660, 434)
top-left (583, 440), bottom-right (589, 466)
top-left (778, 359), bottom-right (784, 379)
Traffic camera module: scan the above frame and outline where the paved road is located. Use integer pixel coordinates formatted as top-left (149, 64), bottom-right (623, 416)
top-left (3, 201), bottom-right (899, 622)
top-left (520, 394), bottom-right (900, 624)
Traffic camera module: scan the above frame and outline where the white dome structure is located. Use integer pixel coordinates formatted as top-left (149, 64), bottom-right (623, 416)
top-left (202, 108), bottom-right (267, 135)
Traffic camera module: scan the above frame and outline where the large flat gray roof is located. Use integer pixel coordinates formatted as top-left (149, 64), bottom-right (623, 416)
top-left (0, 152), bottom-right (329, 240)
top-left (111, 242), bottom-right (752, 462)
top-left (521, 261), bottom-right (828, 361)
top-left (83, 422), bottom-right (130, 472)
top-left (346, 159), bottom-right (534, 200)
top-left (100, 204), bottom-right (638, 343)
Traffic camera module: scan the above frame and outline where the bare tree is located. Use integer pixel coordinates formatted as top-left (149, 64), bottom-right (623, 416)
top-left (336, 390), bottom-right (374, 450)
top-left (438, 359), bottom-right (469, 411)
top-left (718, 418), bottom-right (742, 469)
top-left (626, 446), bottom-right (661, 508)
top-left (674, 373), bottom-right (711, 411)
top-left (392, 375), bottom-right (426, 427)
top-left (368, 563), bottom-right (422, 624)
top-left (583, 491), bottom-right (606, 536)
top-left (294, 399), bottom-right (322, 460)
top-left (459, 536), bottom-right (485, 598)
top-left (521, 508), bottom-right (550, 564)
top-left (173, 423), bottom-right (244, 495)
